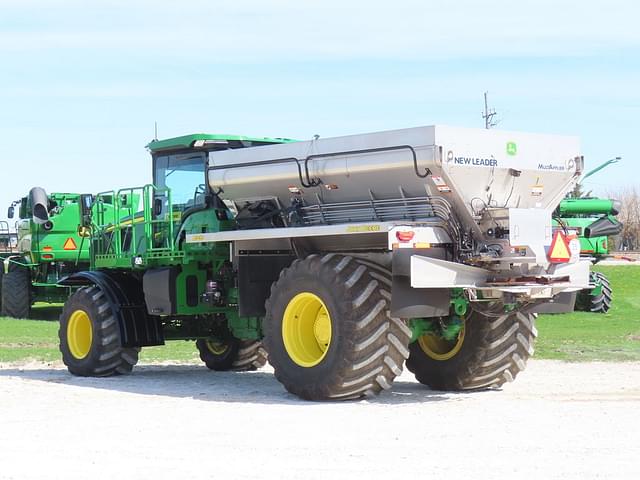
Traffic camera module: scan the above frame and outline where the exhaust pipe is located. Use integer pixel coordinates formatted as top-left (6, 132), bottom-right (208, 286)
top-left (584, 216), bottom-right (623, 238)
top-left (29, 187), bottom-right (52, 229)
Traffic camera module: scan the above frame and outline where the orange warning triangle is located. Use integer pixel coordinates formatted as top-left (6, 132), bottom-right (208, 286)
top-left (63, 237), bottom-right (77, 250)
top-left (548, 231), bottom-right (570, 263)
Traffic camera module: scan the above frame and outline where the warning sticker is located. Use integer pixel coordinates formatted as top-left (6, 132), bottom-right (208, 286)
top-left (346, 225), bottom-right (381, 233)
top-left (548, 231), bottom-right (570, 263)
top-left (531, 178), bottom-right (544, 196)
top-left (63, 238), bottom-right (77, 251)
top-left (431, 175), bottom-right (451, 193)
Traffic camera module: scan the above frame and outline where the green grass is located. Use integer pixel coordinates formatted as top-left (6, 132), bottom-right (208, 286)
top-left (535, 265), bottom-right (640, 361)
top-left (0, 310), bottom-right (202, 364)
top-left (1, 266), bottom-right (638, 364)
top-left (0, 304), bottom-right (202, 363)
top-left (0, 315), bottom-right (60, 362)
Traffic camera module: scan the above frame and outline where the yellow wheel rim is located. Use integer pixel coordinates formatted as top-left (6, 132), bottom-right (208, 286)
top-left (67, 309), bottom-right (93, 360)
top-left (282, 292), bottom-right (332, 368)
top-left (205, 340), bottom-right (229, 356)
top-left (418, 325), bottom-right (465, 361)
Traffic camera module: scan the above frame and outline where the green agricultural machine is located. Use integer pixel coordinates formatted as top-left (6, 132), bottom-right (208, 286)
top-left (57, 126), bottom-right (592, 400)
top-left (554, 197), bottom-right (622, 313)
top-left (1, 189), bottom-right (120, 318)
top-left (551, 156), bottom-right (623, 314)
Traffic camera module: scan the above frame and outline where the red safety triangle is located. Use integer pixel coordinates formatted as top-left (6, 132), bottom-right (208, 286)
top-left (548, 231), bottom-right (570, 263)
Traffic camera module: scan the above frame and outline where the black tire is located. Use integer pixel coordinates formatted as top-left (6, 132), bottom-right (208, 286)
top-left (576, 272), bottom-right (612, 314)
top-left (59, 286), bottom-right (139, 376)
top-left (406, 309), bottom-right (537, 391)
top-left (196, 338), bottom-right (267, 371)
top-left (263, 253), bottom-right (411, 401)
top-left (1, 266), bottom-right (31, 319)
top-left (233, 340), bottom-right (268, 371)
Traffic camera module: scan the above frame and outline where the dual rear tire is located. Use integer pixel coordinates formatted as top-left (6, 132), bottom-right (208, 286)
top-left (263, 254), bottom-right (537, 399)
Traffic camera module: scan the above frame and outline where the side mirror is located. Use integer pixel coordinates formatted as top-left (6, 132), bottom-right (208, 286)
top-left (154, 198), bottom-right (163, 217)
top-left (79, 194), bottom-right (94, 228)
top-left (7, 206), bottom-right (14, 219)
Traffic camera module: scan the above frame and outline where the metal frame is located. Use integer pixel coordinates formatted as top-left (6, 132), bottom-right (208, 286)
top-left (186, 219), bottom-right (451, 244)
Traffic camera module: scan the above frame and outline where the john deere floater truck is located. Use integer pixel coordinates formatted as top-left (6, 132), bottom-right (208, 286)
top-left (58, 127), bottom-right (591, 400)
top-left (554, 197), bottom-right (622, 313)
top-left (1, 189), bottom-right (120, 318)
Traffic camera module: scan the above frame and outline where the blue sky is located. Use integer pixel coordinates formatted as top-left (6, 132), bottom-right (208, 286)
top-left (0, 0), bottom-right (638, 223)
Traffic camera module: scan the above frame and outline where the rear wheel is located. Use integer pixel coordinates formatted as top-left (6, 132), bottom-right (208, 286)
top-left (576, 271), bottom-right (612, 313)
top-left (233, 340), bottom-right (268, 371)
top-left (263, 254), bottom-right (411, 401)
top-left (406, 309), bottom-right (537, 391)
top-left (59, 286), bottom-right (139, 376)
top-left (196, 338), bottom-right (267, 371)
top-left (1, 265), bottom-right (31, 319)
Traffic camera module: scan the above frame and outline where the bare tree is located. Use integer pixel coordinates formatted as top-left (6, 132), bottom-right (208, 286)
top-left (608, 186), bottom-right (640, 251)
top-left (568, 182), bottom-right (592, 199)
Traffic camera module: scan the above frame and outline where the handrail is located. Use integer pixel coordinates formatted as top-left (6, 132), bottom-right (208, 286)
top-left (92, 184), bottom-right (176, 261)
top-left (207, 143), bottom-right (433, 189)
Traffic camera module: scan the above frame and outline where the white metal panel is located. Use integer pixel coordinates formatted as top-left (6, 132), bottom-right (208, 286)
top-left (508, 208), bottom-right (552, 264)
top-left (410, 255), bottom-right (489, 288)
top-left (436, 126), bottom-right (581, 226)
top-left (550, 259), bottom-right (591, 289)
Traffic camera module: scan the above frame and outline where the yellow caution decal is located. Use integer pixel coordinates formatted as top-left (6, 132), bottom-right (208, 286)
top-left (346, 225), bottom-right (381, 233)
top-left (63, 238), bottom-right (78, 251)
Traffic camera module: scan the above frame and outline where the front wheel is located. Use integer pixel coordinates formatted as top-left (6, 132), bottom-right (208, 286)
top-left (59, 286), bottom-right (139, 376)
top-left (1, 265), bottom-right (31, 319)
top-left (406, 309), bottom-right (537, 391)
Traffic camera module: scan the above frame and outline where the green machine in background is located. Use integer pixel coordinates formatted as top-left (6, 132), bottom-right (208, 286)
top-left (553, 158), bottom-right (623, 313)
top-left (557, 197), bottom-right (622, 256)
top-left (1, 188), bottom-right (121, 318)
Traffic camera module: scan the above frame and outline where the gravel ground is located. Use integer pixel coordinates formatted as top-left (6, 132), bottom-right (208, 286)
top-left (1, 360), bottom-right (639, 480)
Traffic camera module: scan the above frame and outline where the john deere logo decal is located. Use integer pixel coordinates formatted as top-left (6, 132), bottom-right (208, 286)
top-left (506, 141), bottom-right (517, 156)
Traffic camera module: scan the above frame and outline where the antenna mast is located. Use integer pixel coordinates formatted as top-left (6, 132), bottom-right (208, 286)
top-left (482, 91), bottom-right (498, 129)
